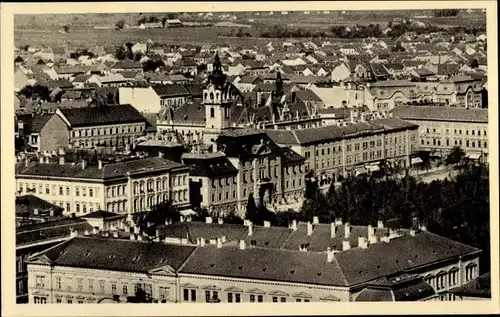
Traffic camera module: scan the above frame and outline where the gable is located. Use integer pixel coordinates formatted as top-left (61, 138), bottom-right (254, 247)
top-left (28, 254), bottom-right (52, 265)
top-left (148, 265), bottom-right (176, 275)
top-left (247, 288), bottom-right (266, 294)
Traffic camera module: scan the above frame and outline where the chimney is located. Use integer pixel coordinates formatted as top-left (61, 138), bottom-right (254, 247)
top-left (98, 160), bottom-right (103, 169)
top-left (180, 215), bottom-right (185, 222)
top-left (25, 158), bottom-right (31, 167)
top-left (92, 227), bottom-right (98, 235)
top-left (81, 159), bottom-right (87, 170)
top-left (291, 220), bottom-right (298, 231)
top-left (59, 155), bottom-right (65, 165)
top-left (239, 239), bottom-right (246, 250)
top-left (221, 236), bottom-right (227, 243)
top-left (84, 230), bottom-right (90, 236)
top-left (45, 156), bottom-right (50, 164)
top-left (248, 223), bottom-right (253, 236)
top-left (200, 238), bottom-right (206, 247)
top-left (218, 218), bottom-right (224, 225)
top-left (335, 218), bottom-right (343, 225)
top-left (130, 234), bottom-right (136, 241)
top-left (327, 247), bottom-right (334, 263)
top-left (205, 217), bottom-right (213, 224)
top-left (342, 239), bottom-right (351, 251)
top-left (33, 208), bottom-right (39, 215)
top-left (313, 216), bottom-right (319, 225)
top-left (344, 222), bottom-right (351, 239)
top-left (358, 236), bottom-right (367, 249)
top-left (70, 229), bottom-right (77, 238)
top-left (331, 223), bottom-right (337, 238)
top-left (263, 220), bottom-right (271, 228)
top-left (307, 221), bottom-right (313, 236)
top-left (377, 220), bottom-right (384, 228)
top-left (158, 151), bottom-right (164, 158)
top-left (137, 235), bottom-right (143, 241)
top-left (49, 209), bottom-right (54, 217)
top-left (39, 156), bottom-right (44, 163)
top-left (410, 229), bottom-right (416, 236)
top-left (369, 233), bottom-right (378, 244)
top-left (113, 231), bottom-right (119, 238)
top-left (217, 237), bottom-right (222, 248)
top-left (368, 225), bottom-right (374, 237)
top-left (186, 216), bottom-right (192, 222)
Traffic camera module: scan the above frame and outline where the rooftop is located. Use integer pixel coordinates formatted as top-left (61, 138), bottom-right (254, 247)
top-left (58, 104), bottom-right (147, 127)
top-left (392, 106), bottom-right (488, 123)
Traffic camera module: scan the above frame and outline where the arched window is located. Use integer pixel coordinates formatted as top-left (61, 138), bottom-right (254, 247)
top-left (204, 92), bottom-right (208, 100)
top-left (210, 107), bottom-right (215, 118)
top-left (216, 92), bottom-right (219, 100)
top-left (210, 92), bottom-right (214, 100)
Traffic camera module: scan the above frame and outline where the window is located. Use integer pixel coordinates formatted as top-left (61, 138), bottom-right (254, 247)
top-left (258, 295), bottom-right (264, 302)
top-left (77, 278), bottom-right (83, 291)
top-left (75, 187), bottom-right (80, 196)
top-left (56, 299), bottom-right (62, 303)
top-left (55, 277), bottom-right (61, 289)
top-left (34, 296), bottom-right (47, 304)
top-left (436, 274), bottom-right (446, 290)
top-left (66, 187), bottom-right (70, 195)
top-left (191, 289), bottom-right (197, 302)
top-left (45, 185), bottom-right (50, 195)
top-left (250, 294), bottom-right (255, 303)
top-left (89, 188), bottom-right (93, 197)
top-left (184, 289), bottom-right (189, 301)
top-left (296, 298), bottom-right (301, 302)
top-left (210, 107), bottom-right (215, 118)
top-left (122, 285), bottom-right (128, 295)
top-left (273, 297), bottom-right (278, 302)
top-left (99, 280), bottom-right (105, 293)
top-left (59, 186), bottom-right (63, 195)
top-left (228, 293), bottom-right (233, 303)
top-left (280, 297), bottom-right (286, 302)
top-left (235, 293), bottom-right (241, 303)
top-left (159, 287), bottom-right (169, 301)
top-left (82, 278), bottom-right (93, 292)
top-left (35, 275), bottom-right (45, 288)
top-left (67, 299), bottom-right (72, 304)
top-left (111, 282), bottom-right (117, 294)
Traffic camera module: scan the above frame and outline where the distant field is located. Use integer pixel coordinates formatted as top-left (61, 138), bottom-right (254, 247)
top-left (14, 10), bottom-right (486, 48)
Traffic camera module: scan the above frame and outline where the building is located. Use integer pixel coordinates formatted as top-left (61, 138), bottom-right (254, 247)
top-left (392, 106), bottom-right (488, 161)
top-left (16, 113), bottom-right (70, 153)
top-left (16, 195), bottom-right (65, 227)
top-left (152, 84), bottom-right (191, 109)
top-left (16, 155), bottom-right (190, 217)
top-left (56, 104), bottom-right (148, 149)
top-left (265, 117), bottom-right (419, 187)
top-left (448, 272), bottom-right (491, 301)
top-left (26, 219), bottom-right (481, 303)
top-left (16, 217), bottom-right (93, 303)
top-left (118, 86), bottom-right (162, 114)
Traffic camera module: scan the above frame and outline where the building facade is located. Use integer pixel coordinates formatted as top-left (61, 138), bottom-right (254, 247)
top-left (392, 106), bottom-right (488, 161)
top-left (16, 156), bottom-right (190, 217)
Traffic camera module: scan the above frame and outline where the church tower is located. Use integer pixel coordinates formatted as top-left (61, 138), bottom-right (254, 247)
top-left (203, 54), bottom-right (232, 150)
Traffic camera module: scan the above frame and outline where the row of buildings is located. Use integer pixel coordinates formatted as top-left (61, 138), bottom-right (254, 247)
top-left (25, 216), bottom-right (483, 303)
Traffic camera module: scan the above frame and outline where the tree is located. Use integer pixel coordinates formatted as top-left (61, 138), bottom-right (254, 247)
top-left (115, 20), bottom-right (126, 30)
top-left (115, 46), bottom-right (127, 60)
top-left (470, 58), bottom-right (479, 69)
top-left (245, 193), bottom-right (258, 223)
top-left (19, 85), bottom-right (33, 99)
top-left (137, 200), bottom-right (180, 239)
top-left (446, 146), bottom-right (466, 165)
top-left (32, 84), bottom-right (50, 101)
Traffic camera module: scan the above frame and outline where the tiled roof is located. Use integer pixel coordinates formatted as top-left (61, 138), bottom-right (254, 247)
top-left (17, 157), bottom-right (186, 181)
top-left (168, 100), bottom-right (206, 125)
top-left (263, 129), bottom-right (300, 145)
top-left (16, 195), bottom-right (64, 217)
top-left (180, 245), bottom-right (348, 286)
top-left (58, 104), bottom-right (147, 127)
top-left (392, 106), bottom-right (488, 123)
top-left (182, 155), bottom-right (238, 177)
top-left (81, 210), bottom-right (123, 219)
top-left (295, 89), bottom-right (322, 103)
top-left (449, 272), bottom-right (491, 298)
top-left (370, 80), bottom-right (414, 88)
top-left (111, 59), bottom-right (143, 70)
top-left (20, 114), bottom-right (53, 134)
top-left (35, 237), bottom-right (196, 273)
top-left (152, 84), bottom-right (190, 97)
top-left (16, 218), bottom-right (92, 246)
